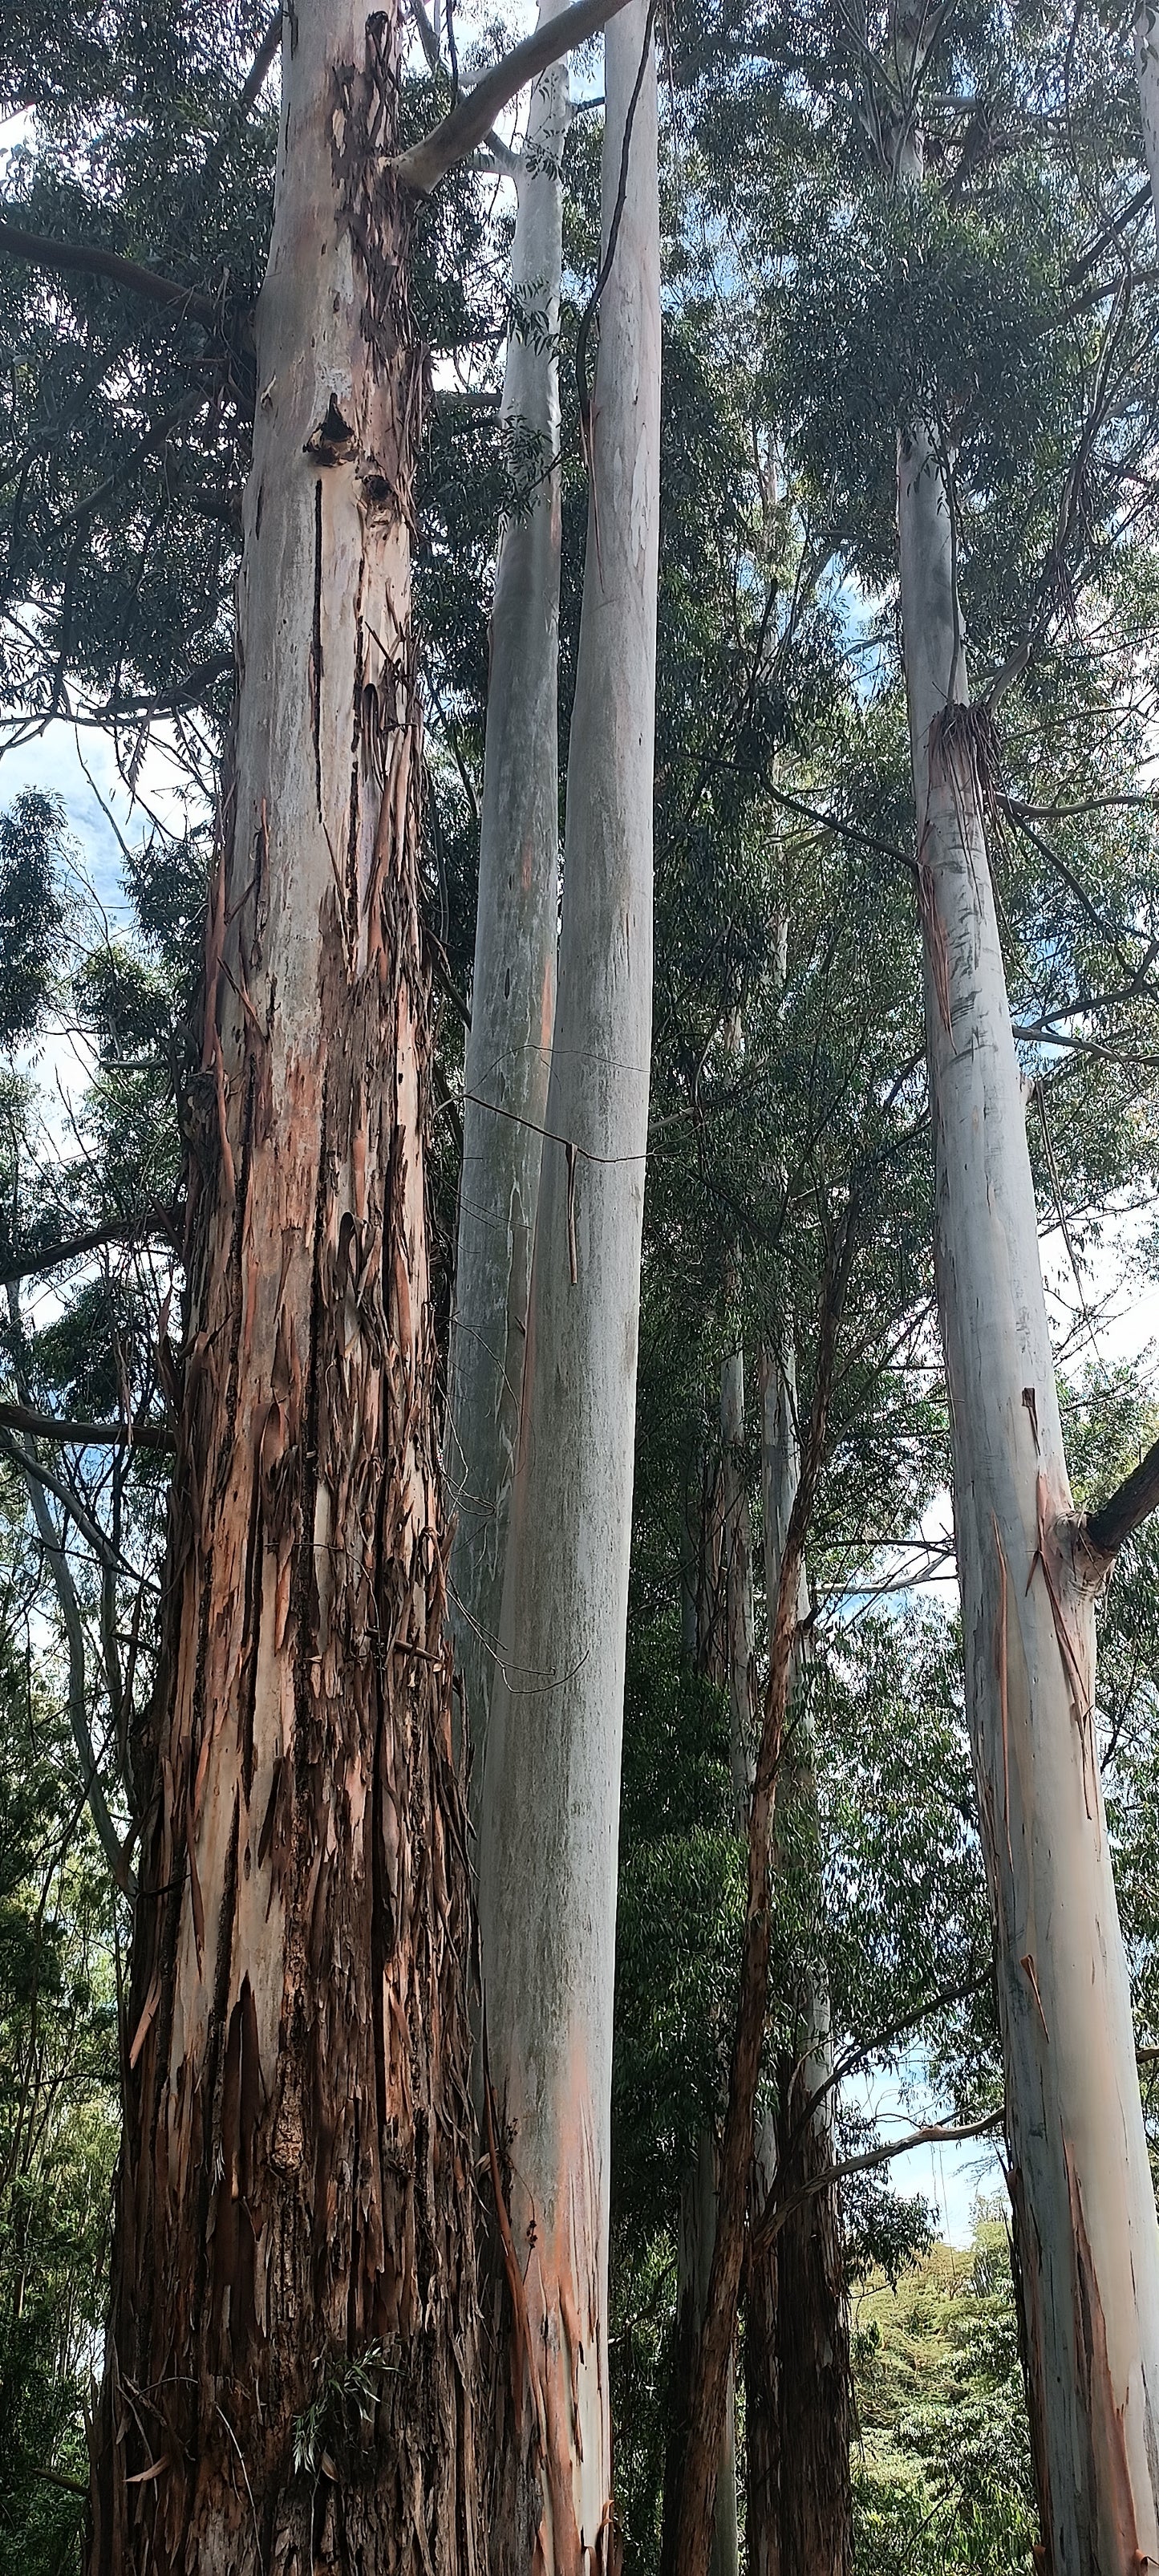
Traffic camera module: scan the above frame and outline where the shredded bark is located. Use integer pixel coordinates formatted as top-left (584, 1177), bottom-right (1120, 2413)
top-left (89, 11), bottom-right (482, 2569)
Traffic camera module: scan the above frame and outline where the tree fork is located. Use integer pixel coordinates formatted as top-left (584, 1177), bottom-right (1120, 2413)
top-left (89, 7), bottom-right (482, 2568)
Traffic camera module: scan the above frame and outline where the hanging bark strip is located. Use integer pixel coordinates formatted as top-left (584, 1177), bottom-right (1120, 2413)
top-left (90, 9), bottom-right (482, 2570)
top-left (475, 3), bottom-right (660, 2562)
top-left (446, 1), bottom-right (568, 1775)
top-left (898, 405), bottom-right (1159, 2573)
top-left (675, 1222), bottom-right (855, 2576)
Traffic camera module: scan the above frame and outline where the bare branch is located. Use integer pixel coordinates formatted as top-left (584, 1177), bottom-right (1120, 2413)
top-left (0, 1207), bottom-right (179, 1288)
top-left (407, 0), bottom-right (444, 72)
top-left (233, 7), bottom-right (282, 121)
top-left (0, 216), bottom-right (223, 329)
top-left (0, 1400), bottom-right (174, 1454)
top-left (2, 1294), bottom-right (136, 1894)
top-left (752, 2110), bottom-right (1005, 2253)
top-left (391, 0), bottom-right (633, 193)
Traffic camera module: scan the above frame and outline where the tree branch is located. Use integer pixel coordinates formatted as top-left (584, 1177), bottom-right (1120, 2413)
top-left (0, 216), bottom-right (223, 328)
top-left (0, 1209), bottom-right (180, 1288)
top-left (0, 1400), bottom-right (174, 1454)
top-left (391, 0), bottom-right (633, 193)
top-left (407, 0), bottom-right (444, 72)
top-left (3, 1295), bottom-right (136, 1895)
top-left (1085, 1434), bottom-right (1159, 1561)
top-left (752, 2110), bottom-right (1005, 2253)
top-left (233, 7), bottom-right (282, 121)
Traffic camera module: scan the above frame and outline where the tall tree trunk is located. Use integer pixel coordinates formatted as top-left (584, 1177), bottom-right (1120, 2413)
top-left (1137, 3), bottom-right (1159, 234)
top-left (720, 1344), bottom-right (757, 1818)
top-left (475, 4), bottom-right (660, 2562)
top-left (744, 2111), bottom-right (780, 2576)
top-left (90, 10), bottom-right (481, 2567)
top-left (746, 1349), bottom-right (851, 2576)
top-left (662, 2135), bottom-right (740, 2576)
top-left (675, 1231), bottom-right (853, 2576)
top-left (446, 17), bottom-right (567, 1760)
top-left (899, 405), bottom-right (1159, 2574)
top-left (662, 1356), bottom-right (749, 2576)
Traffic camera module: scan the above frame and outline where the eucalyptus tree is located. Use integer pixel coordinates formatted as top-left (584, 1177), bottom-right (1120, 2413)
top-left (82, 2), bottom-right (496, 2552)
top-left (885, 40), bottom-right (1159, 2563)
top-left (3, 0), bottom-right (643, 2560)
top-left (445, 10), bottom-right (568, 1767)
top-left (475, 4), bottom-right (661, 2552)
top-left (644, 0), bottom-right (1159, 2549)
top-left (749, 1343), bottom-right (850, 2576)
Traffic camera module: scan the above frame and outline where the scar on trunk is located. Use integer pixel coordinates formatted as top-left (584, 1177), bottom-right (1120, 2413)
top-left (1020, 1951), bottom-right (1049, 2041)
top-left (565, 1137), bottom-right (579, 1284)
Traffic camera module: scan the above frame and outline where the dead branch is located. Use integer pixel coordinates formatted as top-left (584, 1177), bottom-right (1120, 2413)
top-left (0, 1207), bottom-right (179, 1288)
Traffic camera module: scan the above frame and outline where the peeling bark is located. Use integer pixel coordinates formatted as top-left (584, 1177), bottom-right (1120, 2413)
top-left (475, 9), bottom-right (661, 2561)
top-left (447, 8), bottom-right (567, 1773)
top-left (90, 10), bottom-right (482, 2569)
top-left (899, 400), bottom-right (1159, 2576)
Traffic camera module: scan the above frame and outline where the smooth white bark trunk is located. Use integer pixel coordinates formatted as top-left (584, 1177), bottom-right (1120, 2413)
top-left (447, 16), bottom-right (567, 1763)
top-left (899, 416), bottom-right (1159, 2574)
top-left (476, 5), bottom-right (660, 2558)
